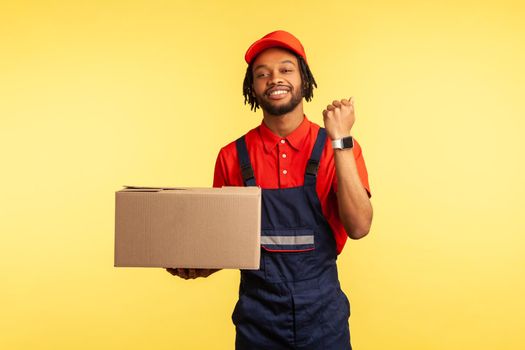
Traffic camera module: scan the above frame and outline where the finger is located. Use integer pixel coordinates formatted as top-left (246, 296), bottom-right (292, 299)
top-left (177, 268), bottom-right (189, 279)
top-left (332, 100), bottom-right (342, 108)
top-left (322, 109), bottom-right (329, 118)
top-left (326, 105), bottom-right (335, 111)
top-left (341, 98), bottom-right (350, 106)
top-left (198, 269), bottom-right (212, 278)
top-left (204, 269), bottom-right (220, 277)
top-left (349, 96), bottom-right (354, 105)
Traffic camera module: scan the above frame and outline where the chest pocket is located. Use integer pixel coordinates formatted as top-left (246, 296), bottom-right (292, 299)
top-left (261, 228), bottom-right (315, 252)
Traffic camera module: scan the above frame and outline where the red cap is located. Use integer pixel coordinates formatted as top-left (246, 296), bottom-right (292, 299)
top-left (245, 30), bottom-right (308, 65)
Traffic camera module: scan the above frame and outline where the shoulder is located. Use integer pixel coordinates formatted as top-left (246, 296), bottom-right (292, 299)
top-left (217, 126), bottom-right (260, 157)
top-left (218, 139), bottom-right (237, 158)
top-left (214, 126), bottom-right (260, 187)
top-left (216, 125), bottom-right (262, 168)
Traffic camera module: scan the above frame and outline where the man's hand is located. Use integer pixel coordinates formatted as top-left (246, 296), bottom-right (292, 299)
top-left (322, 97), bottom-right (356, 140)
top-left (165, 268), bottom-right (221, 280)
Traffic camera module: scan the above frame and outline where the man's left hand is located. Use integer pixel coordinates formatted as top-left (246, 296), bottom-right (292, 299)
top-left (165, 268), bottom-right (220, 279)
top-left (322, 97), bottom-right (356, 140)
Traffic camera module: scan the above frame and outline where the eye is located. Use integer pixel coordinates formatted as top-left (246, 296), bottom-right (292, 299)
top-left (255, 72), bottom-right (269, 78)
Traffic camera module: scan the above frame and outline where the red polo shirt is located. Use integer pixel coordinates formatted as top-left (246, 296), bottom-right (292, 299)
top-left (213, 115), bottom-right (371, 254)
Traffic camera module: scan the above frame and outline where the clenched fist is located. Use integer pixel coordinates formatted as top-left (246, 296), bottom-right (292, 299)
top-left (322, 97), bottom-right (356, 140)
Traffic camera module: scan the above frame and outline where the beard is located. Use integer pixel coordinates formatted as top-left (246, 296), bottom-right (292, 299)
top-left (256, 86), bottom-right (303, 116)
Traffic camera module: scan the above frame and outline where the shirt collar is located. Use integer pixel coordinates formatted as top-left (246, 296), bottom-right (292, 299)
top-left (258, 115), bottom-right (311, 153)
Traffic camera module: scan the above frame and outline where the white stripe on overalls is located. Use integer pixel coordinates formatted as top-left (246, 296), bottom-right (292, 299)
top-left (260, 235), bottom-right (314, 245)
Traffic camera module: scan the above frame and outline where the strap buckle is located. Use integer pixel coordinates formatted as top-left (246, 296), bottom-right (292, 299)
top-left (305, 159), bottom-right (319, 177)
top-left (240, 164), bottom-right (254, 182)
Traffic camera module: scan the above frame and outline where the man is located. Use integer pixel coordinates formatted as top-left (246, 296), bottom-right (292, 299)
top-left (168, 30), bottom-right (373, 349)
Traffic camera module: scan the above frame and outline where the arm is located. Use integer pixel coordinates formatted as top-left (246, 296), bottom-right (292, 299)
top-left (323, 97), bottom-right (373, 239)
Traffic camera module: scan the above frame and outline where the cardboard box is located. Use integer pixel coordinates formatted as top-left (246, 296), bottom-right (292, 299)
top-left (114, 186), bottom-right (261, 269)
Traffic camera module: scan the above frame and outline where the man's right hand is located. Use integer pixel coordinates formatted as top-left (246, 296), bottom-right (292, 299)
top-left (165, 268), bottom-right (221, 279)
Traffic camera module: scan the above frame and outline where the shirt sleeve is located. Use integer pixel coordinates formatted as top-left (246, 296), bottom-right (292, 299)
top-left (213, 143), bottom-right (244, 188)
top-left (213, 149), bottom-right (227, 188)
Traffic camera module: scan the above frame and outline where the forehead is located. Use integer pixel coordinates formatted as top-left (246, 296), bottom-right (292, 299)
top-left (251, 47), bottom-right (298, 69)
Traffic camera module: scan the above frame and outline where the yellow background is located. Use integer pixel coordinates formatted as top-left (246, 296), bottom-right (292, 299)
top-left (1, 0), bottom-right (524, 349)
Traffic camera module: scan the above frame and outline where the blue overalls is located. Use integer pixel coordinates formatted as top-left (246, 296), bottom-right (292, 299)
top-left (233, 127), bottom-right (352, 350)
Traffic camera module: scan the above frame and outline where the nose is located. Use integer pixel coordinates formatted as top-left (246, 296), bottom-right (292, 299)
top-left (268, 69), bottom-right (284, 85)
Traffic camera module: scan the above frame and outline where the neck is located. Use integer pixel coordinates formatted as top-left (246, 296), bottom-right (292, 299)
top-left (261, 103), bottom-right (304, 137)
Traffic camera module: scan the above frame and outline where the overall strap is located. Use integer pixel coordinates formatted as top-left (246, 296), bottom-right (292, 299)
top-left (235, 136), bottom-right (257, 187)
top-left (304, 127), bottom-right (327, 186)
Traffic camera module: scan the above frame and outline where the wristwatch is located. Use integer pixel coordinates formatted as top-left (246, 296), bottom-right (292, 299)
top-left (331, 136), bottom-right (354, 150)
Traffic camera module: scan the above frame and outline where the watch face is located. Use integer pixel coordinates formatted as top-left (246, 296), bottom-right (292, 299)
top-left (342, 137), bottom-right (354, 148)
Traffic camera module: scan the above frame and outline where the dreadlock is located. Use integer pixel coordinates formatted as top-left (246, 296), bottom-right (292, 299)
top-left (242, 52), bottom-right (317, 111)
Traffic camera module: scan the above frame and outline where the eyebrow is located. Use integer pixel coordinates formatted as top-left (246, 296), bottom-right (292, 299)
top-left (253, 60), bottom-right (297, 71)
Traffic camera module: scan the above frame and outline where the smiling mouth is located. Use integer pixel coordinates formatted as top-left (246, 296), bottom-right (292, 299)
top-left (268, 90), bottom-right (289, 96)
top-left (265, 86), bottom-right (291, 99)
